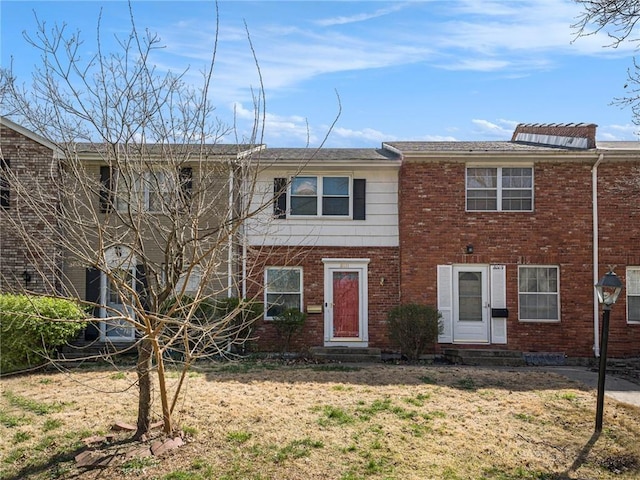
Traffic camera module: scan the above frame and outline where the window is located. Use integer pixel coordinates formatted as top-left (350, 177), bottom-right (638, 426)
top-left (116, 170), bottom-right (173, 213)
top-left (290, 176), bottom-right (350, 217)
top-left (627, 267), bottom-right (640, 323)
top-left (518, 266), bottom-right (559, 321)
top-left (1, 158), bottom-right (9, 209)
top-left (264, 267), bottom-right (302, 319)
top-left (467, 167), bottom-right (533, 211)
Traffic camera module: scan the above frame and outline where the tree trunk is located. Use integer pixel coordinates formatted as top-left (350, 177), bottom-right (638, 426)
top-left (135, 337), bottom-right (153, 439)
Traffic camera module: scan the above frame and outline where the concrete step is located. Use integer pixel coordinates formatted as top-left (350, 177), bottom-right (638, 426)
top-left (309, 347), bottom-right (381, 363)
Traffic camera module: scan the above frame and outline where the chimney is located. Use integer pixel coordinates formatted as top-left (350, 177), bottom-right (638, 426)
top-left (511, 123), bottom-right (597, 149)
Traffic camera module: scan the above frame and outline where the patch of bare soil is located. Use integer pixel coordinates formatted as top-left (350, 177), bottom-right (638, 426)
top-left (1, 362), bottom-right (640, 480)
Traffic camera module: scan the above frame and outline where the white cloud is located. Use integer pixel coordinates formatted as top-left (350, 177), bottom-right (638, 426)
top-left (599, 123), bottom-right (640, 141)
top-left (231, 102), bottom-right (320, 146)
top-left (332, 126), bottom-right (388, 143)
top-left (315, 3), bottom-right (409, 27)
top-left (471, 119), bottom-right (517, 137)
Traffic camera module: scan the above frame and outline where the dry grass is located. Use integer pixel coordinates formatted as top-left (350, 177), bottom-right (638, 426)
top-left (1, 361), bottom-right (640, 480)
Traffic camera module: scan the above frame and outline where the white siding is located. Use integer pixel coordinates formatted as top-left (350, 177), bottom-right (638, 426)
top-left (245, 167), bottom-right (399, 247)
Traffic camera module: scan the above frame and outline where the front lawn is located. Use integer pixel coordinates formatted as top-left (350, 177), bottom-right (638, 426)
top-left (1, 362), bottom-right (639, 479)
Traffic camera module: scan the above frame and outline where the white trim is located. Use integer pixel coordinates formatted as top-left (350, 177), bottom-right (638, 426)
top-left (490, 265), bottom-right (507, 344)
top-left (626, 266), bottom-right (640, 324)
top-left (437, 265), bottom-right (453, 343)
top-left (263, 266), bottom-right (304, 320)
top-left (99, 267), bottom-right (136, 341)
top-left (322, 259), bottom-right (369, 347)
top-left (465, 166), bottom-right (534, 212)
top-left (288, 174), bottom-right (352, 219)
top-left (517, 265), bottom-right (561, 322)
top-left (452, 265), bottom-right (490, 343)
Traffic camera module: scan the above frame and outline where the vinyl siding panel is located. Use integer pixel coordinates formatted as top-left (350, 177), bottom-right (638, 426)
top-left (246, 168), bottom-right (399, 247)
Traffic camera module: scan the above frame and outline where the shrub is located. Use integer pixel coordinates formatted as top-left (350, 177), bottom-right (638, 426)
top-left (0, 294), bottom-right (87, 373)
top-left (273, 308), bottom-right (307, 354)
top-left (386, 303), bottom-right (442, 361)
top-left (160, 296), bottom-right (263, 356)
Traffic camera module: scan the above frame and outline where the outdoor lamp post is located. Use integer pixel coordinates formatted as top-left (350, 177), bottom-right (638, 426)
top-left (594, 267), bottom-right (624, 433)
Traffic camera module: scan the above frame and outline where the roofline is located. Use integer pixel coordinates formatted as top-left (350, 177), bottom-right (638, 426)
top-left (0, 116), bottom-right (64, 157)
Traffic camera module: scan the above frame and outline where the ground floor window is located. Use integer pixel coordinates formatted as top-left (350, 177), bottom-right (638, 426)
top-left (627, 267), bottom-right (640, 323)
top-left (518, 266), bottom-right (559, 321)
top-left (264, 267), bottom-right (302, 319)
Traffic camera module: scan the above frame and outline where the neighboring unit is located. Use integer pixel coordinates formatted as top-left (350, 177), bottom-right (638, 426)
top-left (387, 123), bottom-right (640, 359)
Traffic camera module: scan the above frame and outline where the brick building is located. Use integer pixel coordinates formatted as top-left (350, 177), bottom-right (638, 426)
top-left (387, 123), bottom-right (640, 359)
top-left (2, 117), bottom-right (639, 360)
top-left (0, 117), bottom-right (62, 294)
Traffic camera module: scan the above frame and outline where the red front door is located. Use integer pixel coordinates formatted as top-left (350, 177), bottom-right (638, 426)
top-left (332, 271), bottom-right (360, 338)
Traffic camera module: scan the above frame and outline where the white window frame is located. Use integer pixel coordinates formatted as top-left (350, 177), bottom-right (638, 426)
top-left (289, 175), bottom-right (351, 218)
top-left (627, 267), bottom-right (640, 324)
top-left (264, 266), bottom-right (303, 320)
top-left (116, 169), bottom-right (173, 213)
top-left (518, 265), bottom-right (560, 322)
top-left (466, 166), bottom-right (534, 212)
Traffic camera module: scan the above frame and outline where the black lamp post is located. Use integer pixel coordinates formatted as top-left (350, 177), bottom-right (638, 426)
top-left (594, 267), bottom-right (623, 433)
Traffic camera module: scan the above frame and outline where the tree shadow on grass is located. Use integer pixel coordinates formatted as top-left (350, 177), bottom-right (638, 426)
top-left (3, 435), bottom-right (139, 480)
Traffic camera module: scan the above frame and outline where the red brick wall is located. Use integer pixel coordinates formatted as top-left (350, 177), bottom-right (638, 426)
top-left (246, 245), bottom-right (400, 352)
top-left (399, 158), bottom-right (640, 358)
top-left (0, 124), bottom-right (60, 294)
top-left (595, 161), bottom-right (640, 357)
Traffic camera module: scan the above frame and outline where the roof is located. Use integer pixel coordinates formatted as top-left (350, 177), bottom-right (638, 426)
top-left (255, 147), bottom-right (399, 161)
top-left (0, 116), bottom-right (62, 155)
top-left (74, 142), bottom-right (264, 157)
top-left (382, 141), bottom-right (584, 154)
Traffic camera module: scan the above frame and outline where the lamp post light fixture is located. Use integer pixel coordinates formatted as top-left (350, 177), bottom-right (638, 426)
top-left (594, 267), bottom-right (624, 433)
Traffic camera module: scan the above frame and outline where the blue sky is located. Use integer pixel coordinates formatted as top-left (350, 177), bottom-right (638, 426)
top-left (2, 0), bottom-right (639, 147)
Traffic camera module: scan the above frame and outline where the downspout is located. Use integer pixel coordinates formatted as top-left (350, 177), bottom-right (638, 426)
top-left (592, 153), bottom-right (604, 357)
top-left (228, 161), bottom-right (234, 298)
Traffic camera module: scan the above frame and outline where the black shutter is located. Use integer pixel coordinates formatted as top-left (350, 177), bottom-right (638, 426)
top-left (99, 166), bottom-right (114, 213)
top-left (353, 179), bottom-right (366, 220)
top-left (136, 264), bottom-right (149, 311)
top-left (1, 158), bottom-right (9, 209)
top-left (84, 268), bottom-right (101, 340)
top-left (274, 177), bottom-right (287, 219)
top-left (179, 167), bottom-right (193, 205)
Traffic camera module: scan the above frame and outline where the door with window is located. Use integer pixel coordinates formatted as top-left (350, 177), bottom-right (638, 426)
top-left (453, 265), bottom-right (490, 343)
top-left (101, 268), bottom-right (136, 341)
top-left (323, 259), bottom-right (369, 346)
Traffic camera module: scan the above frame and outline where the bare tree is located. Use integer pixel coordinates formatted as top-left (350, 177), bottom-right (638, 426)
top-left (573, 1), bottom-right (640, 133)
top-left (0, 2), bottom-right (278, 438)
top-left (573, 0), bottom-right (640, 47)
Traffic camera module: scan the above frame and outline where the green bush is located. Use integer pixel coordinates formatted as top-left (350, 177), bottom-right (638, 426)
top-left (273, 308), bottom-right (307, 354)
top-left (0, 294), bottom-right (87, 373)
top-left (387, 303), bottom-right (442, 361)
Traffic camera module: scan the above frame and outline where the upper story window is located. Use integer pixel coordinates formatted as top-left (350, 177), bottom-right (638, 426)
top-left (116, 170), bottom-right (173, 213)
top-left (290, 176), bottom-right (350, 217)
top-left (466, 167), bottom-right (533, 211)
top-left (518, 266), bottom-right (559, 322)
top-left (100, 165), bottom-right (192, 214)
top-left (264, 267), bottom-right (303, 319)
top-left (627, 267), bottom-right (640, 324)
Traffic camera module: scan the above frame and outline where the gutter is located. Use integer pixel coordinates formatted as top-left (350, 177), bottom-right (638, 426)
top-left (592, 153), bottom-right (604, 357)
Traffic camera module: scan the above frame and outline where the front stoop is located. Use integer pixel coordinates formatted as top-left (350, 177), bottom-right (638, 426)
top-left (444, 348), bottom-right (526, 367)
top-left (309, 347), bottom-right (382, 363)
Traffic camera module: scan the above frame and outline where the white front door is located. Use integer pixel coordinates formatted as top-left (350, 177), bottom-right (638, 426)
top-left (453, 265), bottom-right (490, 343)
top-left (323, 259), bottom-right (369, 347)
top-left (101, 268), bottom-right (136, 341)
